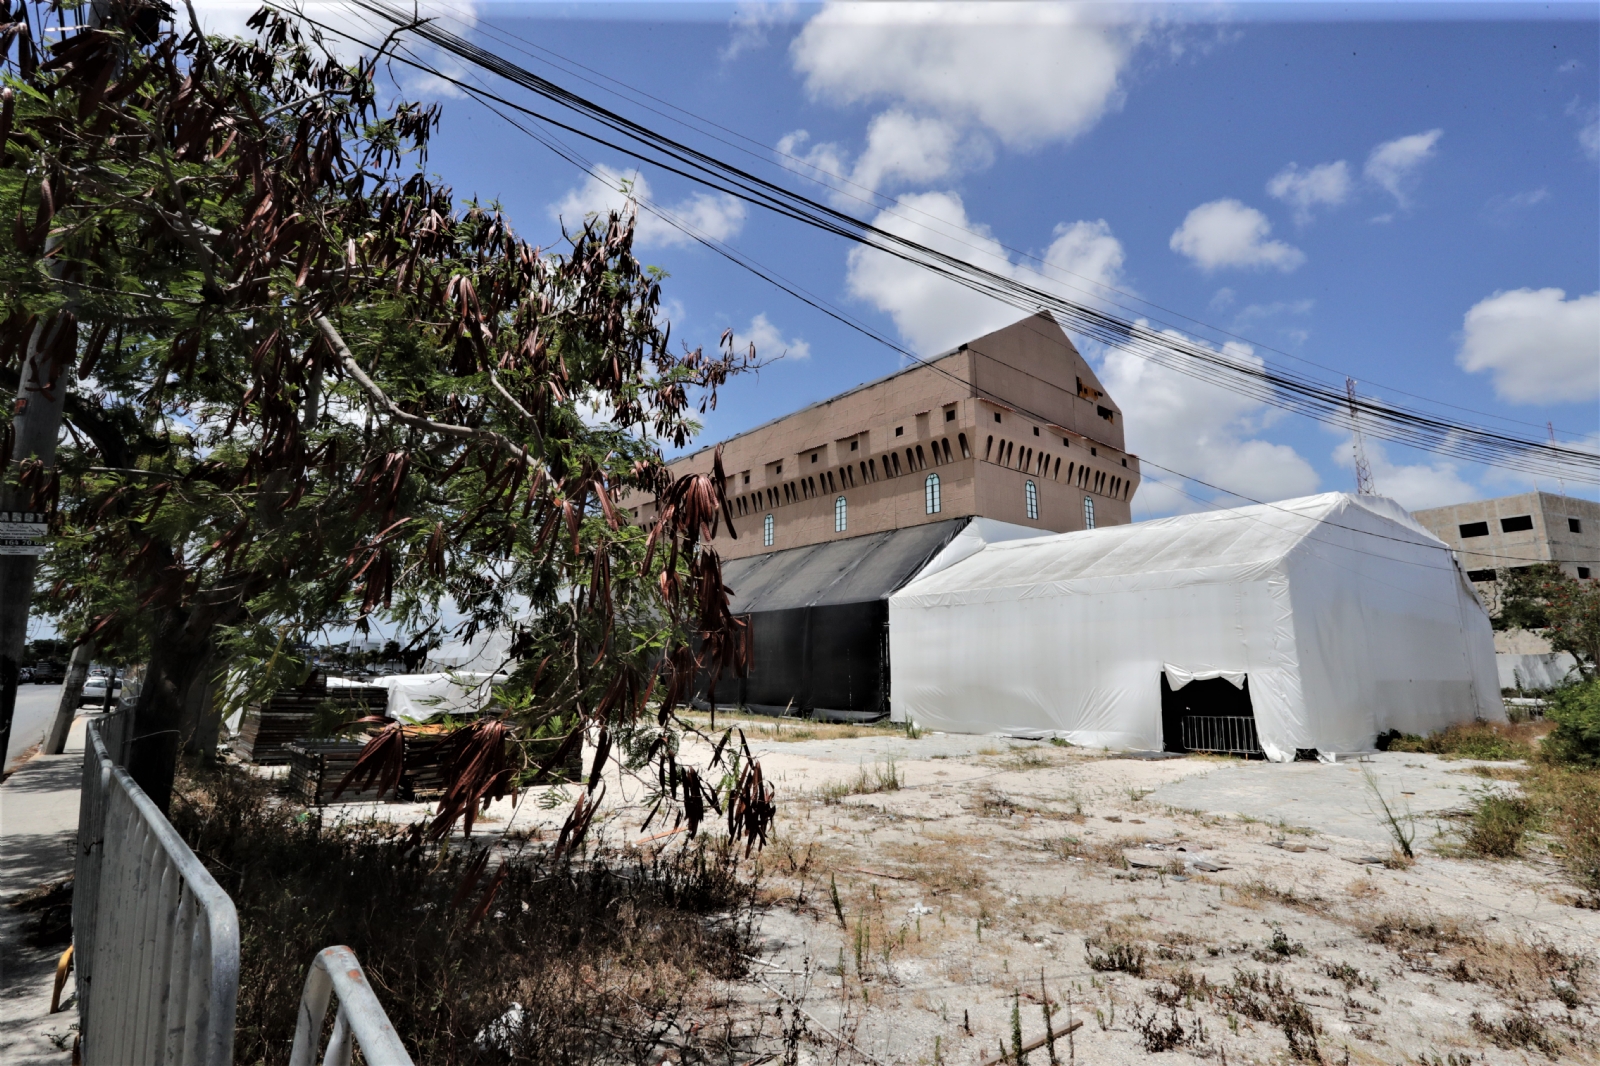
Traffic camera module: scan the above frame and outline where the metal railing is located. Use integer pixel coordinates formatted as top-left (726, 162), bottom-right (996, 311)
top-left (1180, 715), bottom-right (1263, 757)
top-left (289, 946), bottom-right (415, 1066)
top-left (74, 717), bottom-right (240, 1065)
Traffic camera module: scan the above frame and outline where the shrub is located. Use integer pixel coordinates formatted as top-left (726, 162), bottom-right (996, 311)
top-left (1543, 678), bottom-right (1600, 768)
top-left (170, 764), bottom-right (761, 1064)
top-left (1378, 721), bottom-right (1535, 761)
top-left (1085, 931), bottom-right (1147, 975)
top-left (1464, 792), bottom-right (1534, 857)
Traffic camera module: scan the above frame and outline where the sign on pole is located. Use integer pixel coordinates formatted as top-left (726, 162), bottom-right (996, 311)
top-left (0, 511), bottom-right (49, 556)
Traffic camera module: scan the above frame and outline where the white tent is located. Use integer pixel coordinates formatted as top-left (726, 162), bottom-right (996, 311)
top-left (330, 672), bottom-right (504, 720)
top-left (888, 493), bottom-right (1502, 760)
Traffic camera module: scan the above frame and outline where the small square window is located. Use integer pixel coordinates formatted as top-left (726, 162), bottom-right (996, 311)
top-left (895, 426), bottom-right (904, 437)
top-left (775, 463), bottom-right (782, 476)
top-left (1121, 458), bottom-right (1127, 467)
top-left (1578, 567), bottom-right (1591, 579)
top-left (1570, 518), bottom-right (1583, 534)
top-left (850, 440), bottom-right (859, 451)
top-left (1458, 521), bottom-right (1489, 538)
top-left (1062, 437), bottom-right (1070, 447)
top-left (994, 412), bottom-right (1002, 423)
top-left (945, 409), bottom-right (956, 422)
top-left (742, 472), bottom-right (750, 485)
top-left (1090, 447), bottom-right (1097, 456)
top-left (811, 453), bottom-right (818, 463)
top-left (1032, 426), bottom-right (1040, 437)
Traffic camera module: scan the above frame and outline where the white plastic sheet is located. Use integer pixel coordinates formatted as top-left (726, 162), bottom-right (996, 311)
top-left (1163, 665), bottom-right (1247, 690)
top-left (333, 672), bottom-right (504, 721)
top-left (888, 493), bottom-right (1503, 760)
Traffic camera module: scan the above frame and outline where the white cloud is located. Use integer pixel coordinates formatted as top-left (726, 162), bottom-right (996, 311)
top-left (1570, 99), bottom-right (1600, 161)
top-left (777, 111), bottom-right (970, 202)
top-left (723, 1), bottom-right (798, 61)
top-left (791, 2), bottom-right (1143, 149)
top-left (1364, 129), bottom-right (1443, 207)
top-left (1169, 199), bottom-right (1305, 273)
top-left (844, 191), bottom-right (1125, 355)
top-left (1265, 160), bottom-right (1351, 224)
top-left (1096, 336), bottom-right (1320, 516)
top-left (549, 165), bottom-right (746, 249)
top-left (1456, 288), bottom-right (1600, 405)
top-left (1329, 436), bottom-right (1477, 512)
top-left (731, 313), bottom-right (811, 361)
top-left (1482, 188), bottom-right (1550, 226)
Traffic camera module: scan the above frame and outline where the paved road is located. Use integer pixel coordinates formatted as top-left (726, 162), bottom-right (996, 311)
top-left (5, 687), bottom-right (66, 771)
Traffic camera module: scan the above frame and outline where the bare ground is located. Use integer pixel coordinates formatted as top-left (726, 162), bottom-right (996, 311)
top-left (314, 718), bottom-right (1600, 1065)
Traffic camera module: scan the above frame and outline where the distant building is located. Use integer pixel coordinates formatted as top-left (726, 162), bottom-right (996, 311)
top-left (628, 313), bottom-right (1141, 718)
top-left (631, 312), bottom-right (1140, 558)
top-left (1411, 491), bottom-right (1598, 691)
top-left (1411, 491), bottom-right (1600, 587)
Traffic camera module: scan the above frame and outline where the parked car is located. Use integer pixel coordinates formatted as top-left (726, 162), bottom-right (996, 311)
top-left (80, 675), bottom-right (122, 706)
top-left (30, 661), bottom-right (66, 685)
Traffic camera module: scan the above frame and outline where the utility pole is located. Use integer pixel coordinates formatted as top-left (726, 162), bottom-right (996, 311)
top-left (0, 314), bottom-right (75, 770)
top-left (1549, 422), bottom-right (1567, 501)
top-left (1345, 377), bottom-right (1377, 496)
top-left (0, 1), bottom-right (107, 768)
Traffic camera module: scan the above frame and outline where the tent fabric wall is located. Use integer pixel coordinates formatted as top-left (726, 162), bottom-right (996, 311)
top-left (888, 493), bottom-right (1502, 760)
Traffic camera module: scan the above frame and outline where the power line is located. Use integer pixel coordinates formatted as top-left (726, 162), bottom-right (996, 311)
top-left (421, 6), bottom-right (1587, 443)
top-left (321, 0), bottom-right (1599, 486)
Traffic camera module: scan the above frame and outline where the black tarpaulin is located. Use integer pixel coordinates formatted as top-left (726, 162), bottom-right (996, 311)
top-left (708, 519), bottom-right (969, 717)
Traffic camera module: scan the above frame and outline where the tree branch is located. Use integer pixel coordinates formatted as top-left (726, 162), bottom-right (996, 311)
top-left (313, 314), bottom-right (547, 477)
top-left (488, 369), bottom-right (544, 450)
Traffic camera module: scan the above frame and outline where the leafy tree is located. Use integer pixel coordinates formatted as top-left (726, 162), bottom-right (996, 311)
top-left (1494, 564), bottom-right (1600, 669)
top-left (2, 0), bottom-right (762, 842)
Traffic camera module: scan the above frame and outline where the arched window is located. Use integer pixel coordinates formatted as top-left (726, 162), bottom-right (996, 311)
top-left (985, 435), bottom-right (994, 460)
top-left (1025, 480), bottom-right (1039, 520)
top-left (1084, 495), bottom-right (1096, 529)
top-left (891, 452), bottom-right (902, 476)
top-left (959, 433), bottom-right (970, 459)
top-left (925, 473), bottom-right (942, 514)
top-left (763, 513), bottom-right (774, 547)
top-left (835, 495), bottom-right (848, 532)
top-left (916, 444), bottom-right (927, 468)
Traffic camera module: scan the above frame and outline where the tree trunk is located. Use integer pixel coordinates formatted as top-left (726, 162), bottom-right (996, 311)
top-left (125, 613), bottom-right (215, 812)
top-left (43, 638), bottom-right (94, 755)
top-left (181, 654), bottom-right (222, 760)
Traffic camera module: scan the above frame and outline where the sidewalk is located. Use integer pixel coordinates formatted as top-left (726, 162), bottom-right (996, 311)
top-left (0, 714), bottom-right (88, 1066)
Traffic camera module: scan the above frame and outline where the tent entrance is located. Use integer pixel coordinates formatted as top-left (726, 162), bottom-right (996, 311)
top-left (1160, 674), bottom-right (1262, 757)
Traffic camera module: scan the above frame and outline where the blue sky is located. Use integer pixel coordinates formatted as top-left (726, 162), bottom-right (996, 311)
top-left (214, 1), bottom-right (1600, 515)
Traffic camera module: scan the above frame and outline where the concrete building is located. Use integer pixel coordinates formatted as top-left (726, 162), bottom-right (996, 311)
top-left (1412, 491), bottom-right (1600, 586)
top-left (1412, 492), bottom-right (1599, 690)
top-left (631, 313), bottom-right (1141, 718)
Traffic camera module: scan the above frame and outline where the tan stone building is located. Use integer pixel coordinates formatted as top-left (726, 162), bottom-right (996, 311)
top-left (632, 313), bottom-right (1140, 557)
top-left (631, 313), bottom-right (1142, 719)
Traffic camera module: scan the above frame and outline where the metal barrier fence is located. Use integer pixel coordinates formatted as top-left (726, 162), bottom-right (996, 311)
top-left (289, 946), bottom-right (416, 1066)
top-left (74, 717), bottom-right (240, 1065)
top-left (1180, 715), bottom-right (1263, 757)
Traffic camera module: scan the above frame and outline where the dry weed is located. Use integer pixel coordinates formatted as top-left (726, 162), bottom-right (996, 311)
top-left (171, 763), bottom-right (764, 1064)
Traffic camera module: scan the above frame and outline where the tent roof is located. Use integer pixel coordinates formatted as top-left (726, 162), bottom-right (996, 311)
top-left (898, 493), bottom-right (1441, 596)
top-left (724, 518), bottom-right (969, 613)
